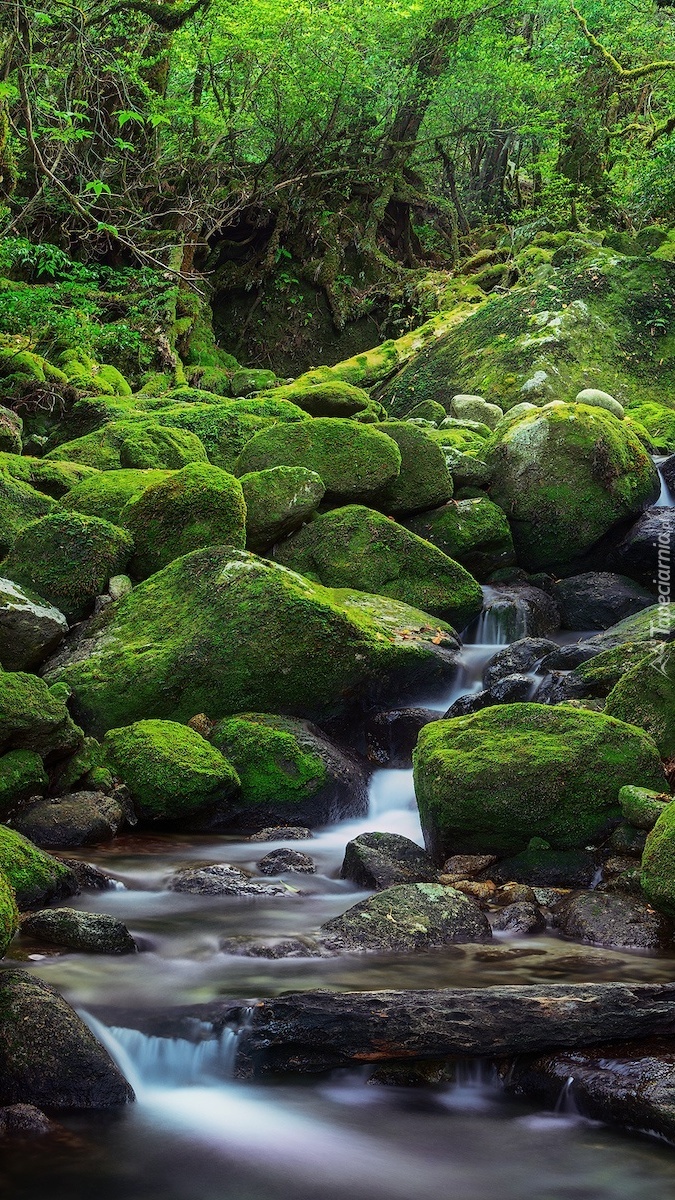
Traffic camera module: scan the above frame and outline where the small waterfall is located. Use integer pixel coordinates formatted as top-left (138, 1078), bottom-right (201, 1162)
top-left (465, 587), bottom-right (528, 648)
top-left (554, 1076), bottom-right (579, 1115)
top-left (653, 457), bottom-right (675, 508)
top-left (441, 1060), bottom-right (502, 1112)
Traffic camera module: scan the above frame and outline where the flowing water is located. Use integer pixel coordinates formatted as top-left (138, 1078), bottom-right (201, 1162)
top-left (5, 600), bottom-right (675, 1199)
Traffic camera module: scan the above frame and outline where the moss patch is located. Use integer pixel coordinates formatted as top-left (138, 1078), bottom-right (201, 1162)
top-left (374, 420), bottom-right (453, 515)
top-left (62, 468), bottom-right (171, 525)
top-left (405, 497), bottom-right (514, 580)
top-left (0, 869), bottom-right (17, 956)
top-left (0, 671), bottom-right (82, 758)
top-left (240, 466), bottom-right (325, 553)
top-left (0, 470), bottom-right (56, 558)
top-left (45, 421), bottom-right (208, 471)
top-left (0, 825), bottom-right (76, 908)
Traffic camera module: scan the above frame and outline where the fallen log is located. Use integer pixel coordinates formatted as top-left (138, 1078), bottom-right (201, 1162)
top-left (236, 983), bottom-right (675, 1075)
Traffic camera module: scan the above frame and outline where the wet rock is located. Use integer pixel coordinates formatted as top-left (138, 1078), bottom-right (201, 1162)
top-left (607, 823), bottom-right (647, 858)
top-left (443, 689), bottom-right (491, 718)
top-left (494, 849), bottom-right (598, 888)
top-left (321, 883), bottom-right (492, 951)
top-left (532, 670), bottom-right (587, 705)
top-left (552, 572), bottom-right (655, 631)
top-left (619, 783), bottom-right (671, 830)
top-left (363, 708), bottom-right (435, 768)
top-left (256, 848), bottom-right (316, 875)
top-left (448, 879), bottom-right (495, 904)
top-left (492, 902), bottom-right (546, 935)
top-left (0, 1104), bottom-right (55, 1138)
top-left (0, 971), bottom-right (133, 1108)
top-left (441, 854), bottom-right (497, 878)
top-left (340, 832), bottom-right (437, 890)
top-left (61, 858), bottom-right (120, 891)
top-left (249, 826), bottom-right (312, 842)
top-left (495, 883), bottom-right (537, 905)
top-left (0, 579), bottom-right (68, 671)
top-left (368, 1061), bottom-right (454, 1087)
top-left (478, 585), bottom-right (560, 641)
top-left (539, 643), bottom-right (602, 671)
top-left (483, 638), bottom-right (557, 689)
top-left (11, 791), bottom-right (127, 848)
top-left (487, 672), bottom-right (534, 704)
top-left (611, 507), bottom-right (675, 588)
top-left (553, 890), bottom-right (672, 949)
top-left (21, 908), bottom-right (137, 954)
top-left (219, 936), bottom-right (322, 958)
top-left (168, 863), bottom-right (283, 896)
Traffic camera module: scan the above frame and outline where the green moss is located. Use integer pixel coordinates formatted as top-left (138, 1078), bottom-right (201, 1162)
top-left (45, 420), bottom-right (208, 471)
top-left (45, 547), bottom-right (460, 735)
top-left (0, 750), bottom-right (47, 820)
top-left (486, 402), bottom-right (659, 569)
top-left (267, 381), bottom-right (384, 421)
top-left (97, 364), bottom-right (132, 396)
top-left (131, 402), bottom-right (301, 472)
top-left (0, 405), bottom-right (21, 454)
top-left (0, 470), bottom-right (56, 557)
top-left (402, 400), bottom-right (447, 424)
top-left (235, 418), bottom-right (402, 504)
top-left (275, 504), bottom-right (482, 629)
top-left (624, 401), bottom-right (675, 453)
top-left (62, 468), bottom-right (171, 524)
top-left (0, 868), bottom-right (17, 957)
top-left (413, 702), bottom-right (666, 860)
top-left (240, 466), bottom-right (325, 553)
top-left (620, 784), bottom-right (671, 830)
top-left (605, 641), bottom-right (675, 756)
top-left (0, 453), bottom-right (100, 499)
top-left (373, 421), bottom-right (453, 515)
top-left (210, 714), bottom-right (326, 812)
top-left (120, 462), bottom-right (246, 579)
top-left (0, 671), bottom-right (82, 757)
top-left (103, 719), bottom-right (240, 821)
top-left (405, 497), bottom-right (515, 580)
top-left (0, 825), bottom-right (75, 908)
top-left (572, 643), bottom-right (654, 696)
top-left (641, 802), bottom-right (675, 915)
top-left (3, 510), bottom-right (133, 622)
top-left (231, 368), bottom-right (278, 396)
top-left (426, 427), bottom-right (487, 457)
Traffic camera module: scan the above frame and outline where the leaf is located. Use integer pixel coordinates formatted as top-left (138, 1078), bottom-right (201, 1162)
top-left (84, 180), bottom-right (112, 197)
top-left (116, 109), bottom-right (144, 128)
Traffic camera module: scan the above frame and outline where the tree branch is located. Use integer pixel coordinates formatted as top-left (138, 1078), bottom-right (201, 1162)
top-left (570, 3), bottom-right (675, 80)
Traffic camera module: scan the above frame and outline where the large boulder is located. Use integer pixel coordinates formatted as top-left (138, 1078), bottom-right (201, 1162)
top-left (0, 578), bottom-right (67, 670)
top-left (103, 719), bottom-right (240, 823)
top-left (120, 463), bottom-right (246, 579)
top-left (477, 584), bottom-right (560, 641)
top-left (340, 832), bottom-right (437, 889)
top-left (45, 420), bottom-right (208, 471)
top-left (552, 571), bottom-right (655, 630)
top-left (274, 505), bottom-right (482, 629)
top-left (0, 472), bottom-right (55, 559)
top-left (2, 512), bottom-right (133, 623)
top-left (21, 908), bottom-right (136, 954)
top-left (0, 971), bottom-right (132, 1108)
top-left (553, 890), bottom-right (672, 950)
top-left (373, 421), bottom-right (453, 515)
top-left (406, 497), bottom-right (515, 580)
top-left (235, 418), bottom-right (402, 504)
top-left (0, 672), bottom-right (82, 758)
top-left (0, 870), bottom-right (17, 956)
top-left (0, 453), bottom-right (100, 500)
top-left (0, 751), bottom-right (48, 821)
top-left (12, 791), bottom-right (127, 848)
top-left (209, 713), bottom-right (368, 829)
top-left (321, 882), bottom-right (491, 950)
top-left (605, 641), bottom-right (675, 756)
top-left (44, 548), bottom-right (461, 735)
top-left (641, 802), bottom-right (675, 915)
top-left (413, 703), bottom-right (667, 860)
top-left (240, 466), bottom-right (325, 552)
top-left (611, 507), bottom-right (675, 588)
top-left (61, 468), bottom-right (171, 524)
top-left (485, 403), bottom-right (659, 570)
top-left (0, 826), bottom-right (77, 908)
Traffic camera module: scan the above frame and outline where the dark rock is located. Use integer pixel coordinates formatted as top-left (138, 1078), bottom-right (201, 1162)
top-left (61, 859), bottom-right (120, 890)
top-left (11, 791), bottom-right (126, 848)
top-left (539, 643), bottom-right (602, 671)
top-left (340, 832), bottom-right (437, 890)
top-left (363, 708), bottom-right (435, 768)
top-left (611, 507), bottom-right (675, 587)
top-left (553, 890), bottom-right (672, 949)
top-left (168, 863), bottom-right (283, 896)
top-left (21, 908), bottom-right (137, 954)
top-left (483, 638), bottom-right (557, 689)
top-left (219, 936), bottom-right (321, 958)
top-left (532, 671), bottom-right (587, 705)
top-left (0, 1104), bottom-right (55, 1137)
top-left (443, 689), bottom-right (491, 718)
top-left (0, 971), bottom-right (133, 1108)
top-left (487, 672), bottom-right (534, 704)
top-left (552, 571), bottom-right (655, 630)
top-left (477, 585), bottom-right (560, 642)
top-left (0, 579), bottom-right (68, 672)
top-left (607, 823), bottom-right (647, 858)
top-left (492, 902), bottom-right (546, 935)
top-left (321, 882), bottom-right (491, 951)
top-left (494, 849), bottom-right (598, 887)
top-left (442, 854), bottom-right (497, 878)
top-left (248, 826), bottom-right (312, 842)
top-left (661, 455), bottom-right (675, 491)
top-left (256, 848), bottom-right (316, 875)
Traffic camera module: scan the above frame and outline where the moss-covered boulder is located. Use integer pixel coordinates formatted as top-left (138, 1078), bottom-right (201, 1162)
top-left (620, 784), bottom-right (671, 831)
top-left (450, 395), bottom-right (503, 429)
top-left (62, 468), bottom-right (171, 525)
top-left (321, 882), bottom-right (491, 950)
top-left (103, 719), bottom-right (240, 823)
top-left (585, 602), bottom-right (675, 650)
top-left (45, 420), bottom-right (208, 471)
top-left (0, 751), bottom-right (47, 821)
top-left (44, 548), bottom-right (461, 735)
top-left (0, 405), bottom-right (21, 454)
top-left (373, 420), bottom-right (453, 515)
top-left (120, 463), bottom-right (246, 579)
top-left (130, 399), bottom-right (308, 472)
top-left (413, 703), bottom-right (667, 861)
top-left (625, 401), bottom-right (675, 453)
top-left (605, 641), bottom-right (675, 756)
top-left (13, 790), bottom-right (126, 848)
top-left (0, 453), bottom-right (99, 499)
top-left (0, 869), bottom-right (17, 956)
top-left (210, 713), bottom-right (369, 829)
top-left (0, 471), bottom-right (56, 558)
top-left (0, 826), bottom-right (77, 908)
top-left (0, 672), bottom-right (82, 758)
top-left (406, 497), bottom-right (515, 580)
top-left (0, 577), bottom-right (68, 670)
top-left (241, 466), bottom-right (325, 553)
top-left (269, 381), bottom-right (382, 421)
top-left (274, 504), bottom-right (482, 629)
top-left (641, 803), bottom-right (675, 916)
top-left (235, 418), bottom-right (402, 504)
top-left (3, 511), bottom-right (133, 622)
top-left (485, 403), bottom-right (659, 569)
top-left (403, 400), bottom-right (447, 424)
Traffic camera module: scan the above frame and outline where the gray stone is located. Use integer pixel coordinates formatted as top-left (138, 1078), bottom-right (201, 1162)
top-left (492, 902), bottom-right (546, 935)
top-left (553, 890), bottom-right (673, 950)
top-left (321, 882), bottom-right (491, 951)
top-left (0, 578), bottom-right (67, 670)
top-left (22, 908), bottom-right (137, 954)
top-left (248, 826), bottom-right (313, 842)
top-left (552, 571), bottom-right (655, 630)
top-left (340, 832), bottom-right (437, 890)
top-left (575, 388), bottom-right (625, 419)
top-left (12, 791), bottom-right (126, 848)
top-left (483, 637), bottom-right (557, 689)
top-left (256, 848), bottom-right (316, 875)
top-left (168, 863), bottom-right (283, 896)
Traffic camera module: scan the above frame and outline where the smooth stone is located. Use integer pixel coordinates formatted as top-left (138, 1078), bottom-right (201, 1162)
top-left (256, 848), bottom-right (316, 875)
top-left (479, 584), bottom-right (560, 640)
top-left (553, 890), bottom-right (673, 949)
top-left (61, 858), bottom-right (120, 890)
top-left (340, 832), bottom-right (437, 890)
top-left (11, 791), bottom-right (127, 848)
top-left (483, 638), bottom-right (557, 689)
top-left (492, 902), bottom-right (546, 935)
top-left (168, 864), bottom-right (283, 896)
top-left (487, 672), bottom-right (535, 704)
top-left (321, 883), bottom-right (492, 951)
top-left (538, 643), bottom-right (602, 671)
top-left (574, 388), bottom-right (625, 419)
top-left (0, 578), bottom-right (68, 671)
top-left (21, 908), bottom-right (137, 954)
top-left (248, 826), bottom-right (313, 842)
top-left (552, 571), bottom-right (655, 630)
top-left (611, 508), bottom-right (675, 587)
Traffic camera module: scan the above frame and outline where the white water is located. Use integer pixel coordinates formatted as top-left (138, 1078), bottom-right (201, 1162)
top-left (654, 457), bottom-right (675, 508)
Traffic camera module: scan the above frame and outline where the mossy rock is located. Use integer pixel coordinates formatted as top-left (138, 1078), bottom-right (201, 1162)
top-left (641, 803), bottom-right (675, 916)
top-left (240, 466), bottom-right (325, 553)
top-left (134, 397), bottom-right (308, 471)
top-left (625, 401), bottom-right (675, 453)
top-left (231, 368), bottom-right (278, 397)
top-left (274, 504), bottom-right (482, 629)
top-left (45, 547), bottom-right (461, 736)
top-left (413, 702), bottom-right (667, 861)
top-left (0, 826), bottom-right (76, 908)
top-left (373, 420), bottom-right (453, 516)
top-left (426, 427), bottom-right (488, 458)
top-left (0, 869), bottom-right (17, 956)
top-left (0, 751), bottom-right (47, 821)
top-left (485, 403), bottom-right (659, 570)
top-left (406, 498), bottom-right (515, 581)
top-left (402, 400), bottom-right (447, 424)
top-left (103, 719), bottom-right (240, 823)
top-left (0, 576), bottom-right (68, 671)
top-left (120, 463), bottom-right (246, 579)
top-left (45, 421), bottom-right (209, 471)
top-left (62, 468), bottom-right (171, 524)
top-left (321, 882), bottom-right (491, 950)
top-left (235, 418), bottom-right (402, 504)
top-left (269, 381), bottom-right (383, 421)
top-left (571, 642), bottom-right (654, 697)
top-left (620, 784), bottom-right (671, 831)
top-left (605, 641), bottom-right (675, 756)
top-left (0, 453), bottom-right (100, 500)
top-left (210, 713), bottom-right (369, 829)
top-left (3, 511), bottom-right (133, 623)
top-left (585, 603), bottom-right (675, 650)
top-left (0, 672), bottom-right (82, 758)
top-left (0, 471), bottom-right (56, 558)
top-left (0, 406), bottom-right (22, 454)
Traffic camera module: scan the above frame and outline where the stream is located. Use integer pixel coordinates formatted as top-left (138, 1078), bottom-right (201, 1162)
top-left (4, 467), bottom-right (675, 1198)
